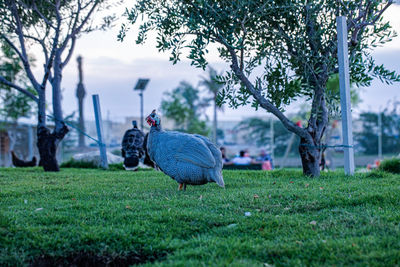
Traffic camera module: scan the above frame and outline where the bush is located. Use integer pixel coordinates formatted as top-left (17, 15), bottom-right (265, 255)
top-left (61, 159), bottom-right (124, 171)
top-left (378, 157), bottom-right (400, 174)
top-left (60, 159), bottom-right (154, 171)
top-left (108, 163), bottom-right (125, 171)
top-left (60, 159), bottom-right (98, 169)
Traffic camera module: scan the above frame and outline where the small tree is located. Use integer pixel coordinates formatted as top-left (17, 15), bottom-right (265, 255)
top-left (121, 0), bottom-right (400, 176)
top-left (0, 0), bottom-right (114, 171)
top-left (161, 81), bottom-right (210, 136)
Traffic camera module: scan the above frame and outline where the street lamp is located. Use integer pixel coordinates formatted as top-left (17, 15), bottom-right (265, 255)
top-left (134, 78), bottom-right (150, 130)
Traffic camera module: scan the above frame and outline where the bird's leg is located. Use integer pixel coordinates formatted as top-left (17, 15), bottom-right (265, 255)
top-left (183, 183), bottom-right (187, 191)
top-left (178, 183), bottom-right (183, 191)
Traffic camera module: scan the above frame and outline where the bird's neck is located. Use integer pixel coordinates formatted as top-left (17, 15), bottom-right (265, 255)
top-left (150, 125), bottom-right (162, 132)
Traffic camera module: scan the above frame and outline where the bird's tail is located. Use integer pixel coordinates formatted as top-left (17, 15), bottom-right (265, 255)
top-left (215, 172), bottom-right (225, 188)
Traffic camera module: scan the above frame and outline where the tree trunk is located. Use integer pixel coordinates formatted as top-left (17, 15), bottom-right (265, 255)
top-left (298, 137), bottom-right (321, 177)
top-left (37, 125), bottom-right (68, 172)
top-left (37, 51), bottom-right (69, 172)
top-left (213, 98), bottom-right (217, 144)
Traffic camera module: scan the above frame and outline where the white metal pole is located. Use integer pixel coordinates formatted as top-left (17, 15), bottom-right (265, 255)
top-left (139, 91), bottom-right (144, 131)
top-left (0, 132), bottom-right (2, 166)
top-left (270, 117), bottom-right (274, 161)
top-left (92, 94), bottom-right (108, 169)
top-left (28, 125), bottom-right (33, 159)
top-left (378, 110), bottom-right (382, 159)
top-left (337, 16), bottom-right (355, 175)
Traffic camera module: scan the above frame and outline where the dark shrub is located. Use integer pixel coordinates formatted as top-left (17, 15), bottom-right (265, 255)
top-left (378, 157), bottom-right (400, 174)
top-left (60, 159), bottom-right (98, 169)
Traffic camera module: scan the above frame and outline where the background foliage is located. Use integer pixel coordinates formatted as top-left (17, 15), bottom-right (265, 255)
top-left (0, 41), bottom-right (36, 122)
top-left (160, 81), bottom-right (210, 136)
top-left (355, 103), bottom-right (400, 155)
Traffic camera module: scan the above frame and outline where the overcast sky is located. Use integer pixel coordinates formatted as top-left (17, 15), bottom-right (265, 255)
top-left (48, 3), bottom-right (400, 123)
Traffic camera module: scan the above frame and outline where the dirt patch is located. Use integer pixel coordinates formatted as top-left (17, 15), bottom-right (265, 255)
top-left (30, 250), bottom-right (169, 267)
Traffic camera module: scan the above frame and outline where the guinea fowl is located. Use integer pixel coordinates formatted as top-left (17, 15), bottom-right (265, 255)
top-left (11, 151), bottom-right (37, 167)
top-left (146, 110), bottom-right (224, 190)
top-left (121, 121), bottom-right (156, 170)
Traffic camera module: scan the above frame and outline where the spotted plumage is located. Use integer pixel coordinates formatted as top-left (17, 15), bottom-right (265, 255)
top-left (146, 110), bottom-right (224, 190)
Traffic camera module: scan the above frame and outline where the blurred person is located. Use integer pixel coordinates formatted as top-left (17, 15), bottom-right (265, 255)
top-left (255, 149), bottom-right (274, 170)
top-left (220, 146), bottom-right (232, 165)
top-left (232, 150), bottom-right (253, 165)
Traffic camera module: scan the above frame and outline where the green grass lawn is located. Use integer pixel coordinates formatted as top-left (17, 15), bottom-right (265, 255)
top-left (1, 168), bottom-right (400, 266)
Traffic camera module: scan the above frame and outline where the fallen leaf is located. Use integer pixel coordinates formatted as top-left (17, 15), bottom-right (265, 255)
top-left (295, 240), bottom-right (303, 245)
top-left (72, 198), bottom-right (76, 201)
top-left (309, 220), bottom-right (317, 225)
top-left (272, 182), bottom-right (276, 185)
top-left (253, 194), bottom-right (259, 199)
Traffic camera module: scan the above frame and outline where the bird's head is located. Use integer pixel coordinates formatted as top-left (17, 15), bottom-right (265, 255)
top-left (146, 109), bottom-right (161, 127)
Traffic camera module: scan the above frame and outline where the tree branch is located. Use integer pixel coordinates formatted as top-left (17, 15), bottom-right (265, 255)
top-left (38, 0), bottom-right (62, 89)
top-left (348, 0), bottom-right (393, 46)
top-left (61, 36), bottom-right (76, 67)
top-left (24, 34), bottom-right (49, 62)
top-left (61, 0), bottom-right (99, 55)
top-left (316, 95), bottom-right (328, 140)
top-left (217, 34), bottom-right (310, 140)
top-left (60, 0), bottom-right (99, 67)
top-left (0, 34), bottom-right (26, 64)
top-left (10, 1), bottom-right (41, 90)
top-left (239, 18), bottom-right (247, 72)
top-left (31, 1), bottom-right (56, 29)
top-left (0, 75), bottom-right (39, 103)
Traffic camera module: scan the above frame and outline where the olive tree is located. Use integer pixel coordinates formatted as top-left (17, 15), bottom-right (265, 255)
top-left (121, 0), bottom-right (400, 177)
top-left (0, 0), bottom-right (114, 171)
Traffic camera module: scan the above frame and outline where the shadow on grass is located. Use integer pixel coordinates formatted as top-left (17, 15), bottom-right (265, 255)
top-left (30, 250), bottom-right (170, 267)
